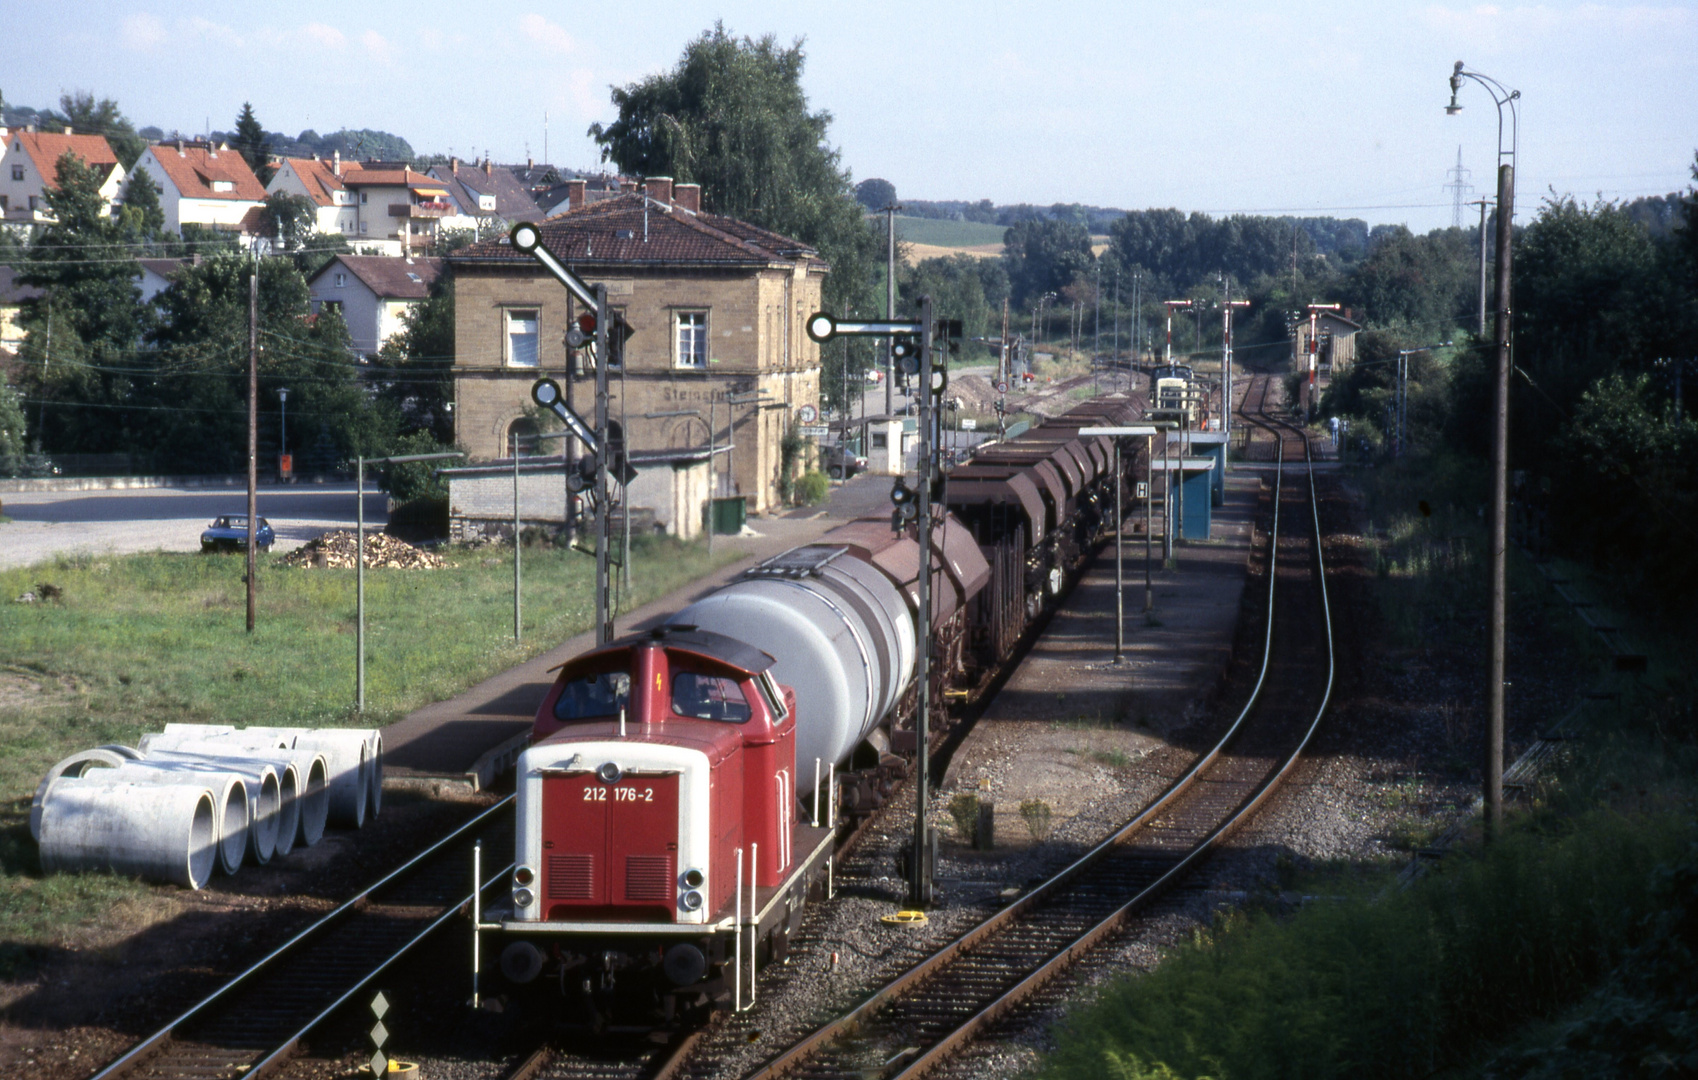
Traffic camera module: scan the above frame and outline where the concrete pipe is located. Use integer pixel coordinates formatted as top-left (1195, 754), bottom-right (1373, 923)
top-left (39, 781), bottom-right (219, 890)
top-left (138, 731), bottom-right (324, 849)
top-left (293, 753), bottom-right (330, 848)
top-left (78, 765), bottom-right (249, 875)
top-left (144, 752), bottom-right (282, 866)
top-left (31, 748), bottom-right (134, 842)
top-left (268, 761), bottom-right (301, 858)
top-left (284, 731), bottom-right (369, 830)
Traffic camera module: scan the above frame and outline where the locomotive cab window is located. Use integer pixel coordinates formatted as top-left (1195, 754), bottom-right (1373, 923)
top-left (671, 672), bottom-right (751, 723)
top-left (552, 671), bottom-right (631, 722)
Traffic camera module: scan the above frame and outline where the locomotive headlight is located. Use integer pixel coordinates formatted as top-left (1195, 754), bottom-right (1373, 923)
top-left (513, 887), bottom-right (535, 908)
top-left (680, 889), bottom-right (704, 911)
top-left (597, 761), bottom-right (623, 784)
top-left (681, 868), bottom-right (705, 889)
top-left (513, 865), bottom-right (535, 887)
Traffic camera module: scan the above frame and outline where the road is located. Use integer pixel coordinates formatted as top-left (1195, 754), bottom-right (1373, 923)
top-left (0, 484), bottom-right (388, 570)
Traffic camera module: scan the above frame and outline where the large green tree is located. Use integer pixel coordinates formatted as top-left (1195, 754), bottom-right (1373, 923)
top-left (373, 271), bottom-right (456, 443)
top-left (588, 23), bottom-right (879, 317)
top-left (1003, 218), bottom-right (1093, 307)
top-left (15, 151), bottom-right (149, 454)
top-left (232, 102), bottom-right (269, 178)
top-left (59, 91), bottom-right (147, 168)
top-left (0, 372), bottom-right (29, 475)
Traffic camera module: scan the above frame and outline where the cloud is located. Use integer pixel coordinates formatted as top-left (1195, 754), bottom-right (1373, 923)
top-left (1420, 3), bottom-right (1695, 41)
top-left (303, 22), bottom-right (347, 49)
top-left (519, 13), bottom-right (575, 55)
top-left (361, 30), bottom-right (395, 65)
top-left (122, 13), bottom-right (167, 50)
top-left (182, 16), bottom-right (243, 48)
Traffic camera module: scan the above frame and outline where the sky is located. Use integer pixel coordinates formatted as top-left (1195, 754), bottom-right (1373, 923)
top-left (8, 1), bottom-right (1697, 232)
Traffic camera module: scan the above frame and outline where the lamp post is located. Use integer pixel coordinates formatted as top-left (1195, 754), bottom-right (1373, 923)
top-left (1447, 60), bottom-right (1519, 839)
top-left (278, 388), bottom-right (289, 479)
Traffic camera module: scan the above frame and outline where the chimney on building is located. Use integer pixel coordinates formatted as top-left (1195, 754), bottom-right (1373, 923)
top-left (526, 157), bottom-right (533, 170)
top-left (644, 176), bottom-right (673, 205)
top-left (450, 156), bottom-right (458, 174)
top-left (332, 150), bottom-right (341, 176)
top-left (673, 183), bottom-right (701, 214)
top-left (483, 157), bottom-right (492, 176)
top-left (63, 126), bottom-right (74, 135)
top-left (567, 178), bottom-right (586, 211)
top-left (620, 178), bottom-right (637, 193)
top-left (176, 139), bottom-right (185, 156)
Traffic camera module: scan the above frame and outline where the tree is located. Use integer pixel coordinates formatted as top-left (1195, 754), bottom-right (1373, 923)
top-left (855, 178), bottom-right (897, 211)
top-left (0, 372), bottom-right (28, 476)
top-left (374, 272), bottom-right (456, 443)
top-left (263, 191), bottom-right (319, 251)
top-left (232, 102), bottom-right (269, 178)
top-left (59, 91), bottom-right (146, 167)
top-left (1004, 218), bottom-right (1092, 306)
top-left (589, 23), bottom-right (880, 315)
top-left (118, 167), bottom-right (165, 239)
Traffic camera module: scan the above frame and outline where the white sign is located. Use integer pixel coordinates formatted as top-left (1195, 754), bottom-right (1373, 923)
top-left (960, 419), bottom-right (977, 431)
top-left (800, 425), bottom-right (830, 438)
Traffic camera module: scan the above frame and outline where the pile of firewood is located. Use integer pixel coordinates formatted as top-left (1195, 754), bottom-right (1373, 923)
top-left (279, 531), bottom-right (445, 570)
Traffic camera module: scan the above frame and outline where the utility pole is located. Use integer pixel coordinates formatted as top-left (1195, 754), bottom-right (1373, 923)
top-left (1111, 269), bottom-right (1121, 388)
top-left (246, 255), bottom-right (258, 633)
top-left (1485, 161), bottom-right (1515, 837)
top-left (1223, 293), bottom-right (1249, 435)
top-left (1094, 262), bottom-right (1102, 394)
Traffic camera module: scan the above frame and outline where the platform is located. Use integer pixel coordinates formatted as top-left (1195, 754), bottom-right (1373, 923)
top-left (943, 465), bottom-right (1261, 841)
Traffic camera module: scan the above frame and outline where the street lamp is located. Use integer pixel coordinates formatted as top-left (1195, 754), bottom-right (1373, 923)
top-left (1447, 60), bottom-right (1519, 839)
top-left (278, 388), bottom-right (289, 467)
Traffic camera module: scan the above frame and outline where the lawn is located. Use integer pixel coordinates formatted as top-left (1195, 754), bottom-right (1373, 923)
top-left (0, 535), bottom-right (736, 950)
top-left (893, 215), bottom-right (1009, 249)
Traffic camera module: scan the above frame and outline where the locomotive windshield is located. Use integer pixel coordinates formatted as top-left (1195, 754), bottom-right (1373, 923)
top-left (670, 672), bottom-right (752, 723)
top-left (552, 670), bottom-right (632, 722)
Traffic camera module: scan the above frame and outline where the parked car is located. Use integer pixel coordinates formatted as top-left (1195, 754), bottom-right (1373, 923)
top-left (201, 515), bottom-right (275, 553)
top-left (864, 369), bottom-right (884, 384)
top-left (821, 444), bottom-right (868, 477)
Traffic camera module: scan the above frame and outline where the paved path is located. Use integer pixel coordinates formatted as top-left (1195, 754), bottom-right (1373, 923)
top-left (0, 484), bottom-right (386, 569)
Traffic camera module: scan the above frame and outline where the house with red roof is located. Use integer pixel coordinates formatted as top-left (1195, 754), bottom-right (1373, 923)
top-left (335, 160), bottom-right (472, 257)
top-left (447, 178), bottom-right (827, 519)
top-left (125, 140), bottom-right (267, 238)
top-left (0, 127), bottom-right (125, 225)
top-left (267, 154), bottom-right (360, 239)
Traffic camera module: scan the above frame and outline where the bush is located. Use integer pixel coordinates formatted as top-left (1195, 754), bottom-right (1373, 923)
top-left (948, 793), bottom-right (980, 840)
top-left (1020, 798), bottom-right (1055, 842)
top-left (795, 470), bottom-right (829, 506)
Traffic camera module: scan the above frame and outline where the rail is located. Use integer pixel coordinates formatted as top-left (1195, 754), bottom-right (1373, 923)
top-left (87, 794), bottom-right (517, 1080)
top-left (738, 371), bottom-right (1335, 1080)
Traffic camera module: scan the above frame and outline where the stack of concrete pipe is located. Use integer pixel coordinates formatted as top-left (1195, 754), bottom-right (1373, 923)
top-left (32, 724), bottom-right (381, 890)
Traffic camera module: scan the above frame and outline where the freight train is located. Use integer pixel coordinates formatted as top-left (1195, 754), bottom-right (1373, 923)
top-left (472, 396), bottom-right (1146, 1027)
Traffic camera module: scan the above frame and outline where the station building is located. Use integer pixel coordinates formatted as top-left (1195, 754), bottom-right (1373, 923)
top-left (447, 178), bottom-right (827, 523)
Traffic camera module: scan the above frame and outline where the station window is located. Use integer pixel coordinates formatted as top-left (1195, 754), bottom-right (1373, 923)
top-left (552, 671), bottom-right (632, 722)
top-left (674, 310), bottom-right (707, 369)
top-left (11, 165), bottom-right (23, 181)
top-left (506, 308), bottom-right (539, 367)
top-left (671, 672), bottom-right (751, 723)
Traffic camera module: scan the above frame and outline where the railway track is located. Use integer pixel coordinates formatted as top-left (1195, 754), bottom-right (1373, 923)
top-left (492, 1029), bottom-right (704, 1080)
top-left (86, 798), bottom-right (517, 1080)
top-left (686, 370), bottom-right (1333, 1080)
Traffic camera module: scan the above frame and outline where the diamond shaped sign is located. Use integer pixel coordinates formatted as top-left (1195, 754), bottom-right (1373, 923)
top-left (370, 1050), bottom-right (388, 1078)
top-left (371, 1020), bottom-right (389, 1049)
top-left (371, 991), bottom-right (389, 1020)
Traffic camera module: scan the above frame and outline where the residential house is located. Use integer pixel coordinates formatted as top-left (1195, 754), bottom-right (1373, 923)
top-left (126, 140), bottom-right (267, 239)
top-left (428, 157), bottom-right (542, 240)
top-left (536, 174), bottom-right (627, 218)
top-left (307, 254), bottom-right (443, 355)
top-left (137, 257), bottom-right (197, 304)
top-left (447, 177), bottom-right (826, 522)
top-left (266, 154), bottom-right (359, 238)
top-left (331, 161), bottom-right (465, 256)
top-left (0, 128), bottom-right (124, 225)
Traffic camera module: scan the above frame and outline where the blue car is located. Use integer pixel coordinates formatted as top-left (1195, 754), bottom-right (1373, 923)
top-left (201, 515), bottom-right (275, 553)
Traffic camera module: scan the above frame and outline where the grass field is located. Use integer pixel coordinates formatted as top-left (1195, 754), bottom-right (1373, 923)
top-left (0, 536), bottom-right (735, 950)
top-left (893, 216), bottom-right (1009, 248)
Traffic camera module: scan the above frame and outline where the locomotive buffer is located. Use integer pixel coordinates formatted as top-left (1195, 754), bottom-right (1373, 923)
top-left (807, 301), bottom-right (947, 907)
